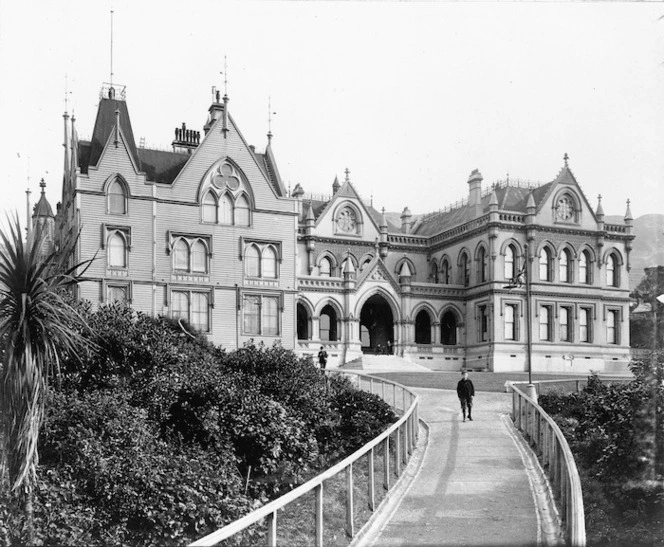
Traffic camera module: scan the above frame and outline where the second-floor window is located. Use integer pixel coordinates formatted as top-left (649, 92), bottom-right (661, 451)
top-left (539, 305), bottom-right (552, 341)
top-left (172, 237), bottom-right (209, 274)
top-left (539, 248), bottom-right (552, 282)
top-left (504, 245), bottom-right (516, 280)
top-left (580, 307), bottom-right (592, 342)
top-left (504, 303), bottom-right (517, 341)
top-left (108, 179), bottom-right (127, 215)
top-left (579, 251), bottom-right (590, 284)
top-left (559, 249), bottom-right (571, 283)
top-left (108, 230), bottom-right (128, 268)
top-left (245, 243), bottom-right (279, 278)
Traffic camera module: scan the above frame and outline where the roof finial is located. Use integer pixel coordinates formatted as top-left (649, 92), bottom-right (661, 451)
top-left (40, 178), bottom-right (46, 194)
top-left (563, 152), bottom-right (569, 166)
top-left (223, 55), bottom-right (228, 97)
top-left (267, 96), bottom-right (276, 142)
top-left (109, 8), bottom-right (114, 87)
top-left (344, 167), bottom-right (350, 183)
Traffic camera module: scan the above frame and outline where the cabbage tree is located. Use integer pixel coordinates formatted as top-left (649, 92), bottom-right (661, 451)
top-left (0, 216), bottom-right (92, 542)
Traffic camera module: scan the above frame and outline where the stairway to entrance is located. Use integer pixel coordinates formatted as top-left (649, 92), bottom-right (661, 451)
top-left (338, 354), bottom-right (432, 373)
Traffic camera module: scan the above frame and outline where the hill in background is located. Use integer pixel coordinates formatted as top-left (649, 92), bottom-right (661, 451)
top-left (606, 214), bottom-right (664, 288)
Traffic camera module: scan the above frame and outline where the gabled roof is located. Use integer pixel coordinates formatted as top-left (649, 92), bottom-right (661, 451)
top-left (355, 255), bottom-right (401, 294)
top-left (78, 141), bottom-right (190, 184)
top-left (252, 143), bottom-right (286, 197)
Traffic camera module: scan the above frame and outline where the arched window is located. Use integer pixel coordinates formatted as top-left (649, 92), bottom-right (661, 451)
top-left (539, 248), bottom-right (552, 282)
top-left (504, 245), bottom-right (516, 280)
top-left (262, 246), bottom-right (277, 279)
top-left (297, 303), bottom-right (310, 340)
top-left (441, 259), bottom-right (450, 284)
top-left (477, 247), bottom-right (487, 283)
top-left (415, 310), bottom-right (432, 344)
top-left (245, 245), bottom-right (260, 277)
top-left (579, 250), bottom-right (591, 284)
top-left (108, 179), bottom-right (127, 214)
top-left (173, 239), bottom-right (189, 270)
top-left (360, 257), bottom-right (373, 271)
top-left (459, 253), bottom-right (470, 286)
top-left (559, 249), bottom-right (571, 283)
top-left (108, 231), bottom-right (127, 267)
top-left (606, 254), bottom-right (621, 287)
top-left (430, 261), bottom-right (439, 283)
top-left (441, 310), bottom-right (457, 345)
top-left (235, 195), bottom-right (250, 226)
top-left (220, 194), bottom-right (233, 224)
top-left (319, 257), bottom-right (332, 277)
top-left (191, 240), bottom-right (207, 273)
top-left (320, 304), bottom-right (338, 341)
top-left (202, 192), bottom-right (217, 223)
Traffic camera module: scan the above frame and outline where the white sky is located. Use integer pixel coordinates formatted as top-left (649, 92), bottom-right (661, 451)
top-left (1, 1), bottom-right (663, 223)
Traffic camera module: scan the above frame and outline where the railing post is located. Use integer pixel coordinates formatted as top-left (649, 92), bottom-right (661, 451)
top-left (345, 464), bottom-right (354, 537)
top-left (383, 436), bottom-right (390, 490)
top-left (395, 429), bottom-right (402, 476)
top-left (266, 511), bottom-right (277, 547)
top-left (393, 383), bottom-right (396, 409)
top-left (368, 448), bottom-right (375, 511)
top-left (315, 483), bottom-right (324, 547)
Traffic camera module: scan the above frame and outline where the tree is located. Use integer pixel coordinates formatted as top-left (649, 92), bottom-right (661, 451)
top-left (0, 216), bottom-right (92, 543)
top-left (630, 266), bottom-right (664, 350)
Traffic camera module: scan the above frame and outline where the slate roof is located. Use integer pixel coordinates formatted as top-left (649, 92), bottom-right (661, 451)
top-left (88, 97), bottom-right (140, 169)
top-left (78, 141), bottom-right (190, 184)
top-left (33, 191), bottom-right (54, 218)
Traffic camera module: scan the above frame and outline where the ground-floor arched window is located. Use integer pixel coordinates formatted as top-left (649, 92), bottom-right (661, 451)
top-left (441, 310), bottom-right (458, 345)
top-left (297, 303), bottom-right (310, 340)
top-left (320, 304), bottom-right (338, 342)
top-left (415, 310), bottom-right (431, 344)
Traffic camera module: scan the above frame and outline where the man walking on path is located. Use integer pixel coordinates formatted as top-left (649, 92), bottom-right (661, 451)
top-left (457, 370), bottom-right (475, 421)
top-left (317, 346), bottom-right (328, 370)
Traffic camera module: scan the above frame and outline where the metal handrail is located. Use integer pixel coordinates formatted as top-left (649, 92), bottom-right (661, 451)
top-left (189, 372), bottom-right (419, 547)
top-left (511, 383), bottom-right (586, 547)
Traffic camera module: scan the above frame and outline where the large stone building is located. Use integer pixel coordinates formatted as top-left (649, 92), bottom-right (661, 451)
top-left (45, 82), bottom-right (635, 373)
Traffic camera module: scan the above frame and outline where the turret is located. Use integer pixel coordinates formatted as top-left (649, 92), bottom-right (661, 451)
top-left (624, 199), bottom-right (633, 233)
top-left (379, 207), bottom-right (389, 258)
top-left (398, 259), bottom-right (412, 289)
top-left (32, 179), bottom-right (55, 258)
top-left (400, 206), bottom-right (412, 234)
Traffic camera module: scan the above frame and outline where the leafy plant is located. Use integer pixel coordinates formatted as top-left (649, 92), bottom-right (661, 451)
top-left (0, 217), bottom-right (93, 543)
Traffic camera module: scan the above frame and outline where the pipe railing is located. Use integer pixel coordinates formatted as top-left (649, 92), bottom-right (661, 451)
top-left (189, 372), bottom-right (419, 547)
top-left (511, 382), bottom-right (586, 547)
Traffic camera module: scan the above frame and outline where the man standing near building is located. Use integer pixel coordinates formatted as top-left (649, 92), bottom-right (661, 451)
top-left (457, 370), bottom-right (475, 422)
top-left (317, 346), bottom-right (328, 370)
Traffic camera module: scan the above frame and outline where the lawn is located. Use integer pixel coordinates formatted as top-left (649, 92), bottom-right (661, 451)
top-left (369, 371), bottom-right (632, 393)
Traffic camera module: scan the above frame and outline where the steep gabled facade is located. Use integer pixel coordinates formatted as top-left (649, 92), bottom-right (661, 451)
top-left (54, 83), bottom-right (635, 373)
top-left (56, 85), bottom-right (299, 350)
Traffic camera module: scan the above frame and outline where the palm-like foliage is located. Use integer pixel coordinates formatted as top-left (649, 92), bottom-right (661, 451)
top-left (0, 216), bottom-right (92, 539)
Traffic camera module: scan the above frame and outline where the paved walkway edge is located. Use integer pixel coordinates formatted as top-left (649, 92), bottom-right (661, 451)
top-left (351, 420), bottom-right (430, 547)
top-left (501, 414), bottom-right (565, 546)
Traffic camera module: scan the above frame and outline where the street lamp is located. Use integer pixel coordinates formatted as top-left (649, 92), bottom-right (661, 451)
top-left (503, 243), bottom-right (537, 401)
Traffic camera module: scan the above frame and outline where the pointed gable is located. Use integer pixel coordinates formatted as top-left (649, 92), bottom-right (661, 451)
top-left (311, 176), bottom-right (381, 241)
top-left (87, 96), bottom-right (140, 170)
top-left (355, 255), bottom-right (401, 293)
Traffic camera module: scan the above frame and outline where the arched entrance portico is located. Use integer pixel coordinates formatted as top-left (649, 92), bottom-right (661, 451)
top-left (360, 293), bottom-right (394, 354)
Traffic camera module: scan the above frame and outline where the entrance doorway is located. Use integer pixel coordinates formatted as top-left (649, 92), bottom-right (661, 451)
top-left (360, 294), bottom-right (394, 354)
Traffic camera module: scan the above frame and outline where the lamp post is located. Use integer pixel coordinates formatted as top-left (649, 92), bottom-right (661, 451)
top-left (504, 243), bottom-right (537, 401)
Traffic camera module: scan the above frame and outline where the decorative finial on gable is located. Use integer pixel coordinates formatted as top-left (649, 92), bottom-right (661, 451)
top-left (267, 97), bottom-right (276, 142)
top-left (40, 178), bottom-right (46, 193)
top-left (563, 152), bottom-right (569, 166)
top-left (344, 168), bottom-right (350, 183)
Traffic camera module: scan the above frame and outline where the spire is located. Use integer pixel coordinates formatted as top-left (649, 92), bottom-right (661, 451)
top-left (624, 198), bottom-right (633, 223)
top-left (332, 175), bottom-right (340, 194)
top-left (305, 200), bottom-right (315, 222)
top-left (526, 190), bottom-right (536, 212)
top-left (595, 194), bottom-right (604, 219)
top-left (489, 187), bottom-right (499, 210)
top-left (267, 96), bottom-right (275, 144)
top-left (33, 179), bottom-right (54, 218)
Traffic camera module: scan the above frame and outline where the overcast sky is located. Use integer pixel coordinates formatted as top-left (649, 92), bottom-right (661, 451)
top-left (1, 1), bottom-right (663, 224)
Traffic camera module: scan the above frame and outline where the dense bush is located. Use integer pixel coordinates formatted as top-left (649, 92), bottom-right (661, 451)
top-left (538, 356), bottom-right (664, 545)
top-left (1, 301), bottom-right (397, 546)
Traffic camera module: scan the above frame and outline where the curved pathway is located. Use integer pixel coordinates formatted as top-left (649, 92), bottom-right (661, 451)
top-left (363, 388), bottom-right (541, 546)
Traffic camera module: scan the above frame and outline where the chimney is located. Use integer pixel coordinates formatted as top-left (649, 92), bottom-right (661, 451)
top-left (468, 169), bottom-right (483, 217)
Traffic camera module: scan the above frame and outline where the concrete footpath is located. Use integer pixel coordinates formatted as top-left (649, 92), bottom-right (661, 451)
top-left (362, 388), bottom-right (543, 547)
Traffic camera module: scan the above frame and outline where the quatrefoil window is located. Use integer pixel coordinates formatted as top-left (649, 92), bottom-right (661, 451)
top-left (212, 163), bottom-right (240, 191)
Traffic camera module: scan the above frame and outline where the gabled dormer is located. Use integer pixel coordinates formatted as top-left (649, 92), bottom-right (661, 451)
top-left (309, 170), bottom-right (381, 241)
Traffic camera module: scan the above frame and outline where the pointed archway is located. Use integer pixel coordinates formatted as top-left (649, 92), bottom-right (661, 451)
top-left (360, 294), bottom-right (394, 354)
